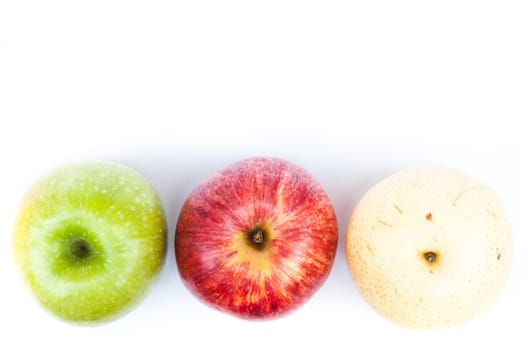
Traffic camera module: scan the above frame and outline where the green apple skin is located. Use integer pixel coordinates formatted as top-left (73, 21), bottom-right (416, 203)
top-left (13, 162), bottom-right (167, 324)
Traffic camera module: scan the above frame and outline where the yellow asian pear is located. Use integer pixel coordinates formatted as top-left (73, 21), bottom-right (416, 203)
top-left (345, 166), bottom-right (512, 329)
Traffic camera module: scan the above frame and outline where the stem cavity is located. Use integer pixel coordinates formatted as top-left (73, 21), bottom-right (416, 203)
top-left (246, 226), bottom-right (267, 251)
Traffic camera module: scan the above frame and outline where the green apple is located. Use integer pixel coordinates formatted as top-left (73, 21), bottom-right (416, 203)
top-left (13, 162), bottom-right (167, 323)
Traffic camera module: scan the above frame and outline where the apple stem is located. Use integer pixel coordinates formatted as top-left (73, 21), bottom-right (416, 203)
top-left (252, 230), bottom-right (264, 244)
top-left (246, 226), bottom-right (267, 250)
top-left (69, 238), bottom-right (93, 260)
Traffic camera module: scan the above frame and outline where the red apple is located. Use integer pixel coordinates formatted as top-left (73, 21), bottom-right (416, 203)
top-left (175, 157), bottom-right (338, 319)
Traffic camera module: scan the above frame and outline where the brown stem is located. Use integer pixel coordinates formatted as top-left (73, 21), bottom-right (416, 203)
top-left (246, 226), bottom-right (267, 250)
top-left (424, 252), bottom-right (437, 263)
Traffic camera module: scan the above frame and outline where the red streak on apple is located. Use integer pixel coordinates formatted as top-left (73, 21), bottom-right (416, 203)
top-left (175, 157), bottom-right (338, 319)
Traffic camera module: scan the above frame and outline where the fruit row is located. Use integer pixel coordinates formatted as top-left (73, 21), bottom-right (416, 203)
top-left (12, 158), bottom-right (512, 329)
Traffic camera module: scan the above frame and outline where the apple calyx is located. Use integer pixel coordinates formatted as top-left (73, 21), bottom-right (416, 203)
top-left (245, 225), bottom-right (269, 251)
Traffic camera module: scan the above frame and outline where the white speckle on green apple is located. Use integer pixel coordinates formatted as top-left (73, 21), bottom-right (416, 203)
top-left (13, 162), bottom-right (167, 324)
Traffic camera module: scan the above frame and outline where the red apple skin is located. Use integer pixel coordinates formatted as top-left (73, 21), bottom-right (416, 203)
top-left (175, 157), bottom-right (338, 319)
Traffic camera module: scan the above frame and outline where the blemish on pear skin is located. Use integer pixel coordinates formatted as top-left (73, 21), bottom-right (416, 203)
top-left (452, 186), bottom-right (482, 207)
top-left (394, 204), bottom-right (404, 215)
top-left (376, 219), bottom-right (393, 227)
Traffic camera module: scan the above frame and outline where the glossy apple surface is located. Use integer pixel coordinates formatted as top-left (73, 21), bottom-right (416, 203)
top-left (175, 157), bottom-right (338, 319)
top-left (13, 162), bottom-right (167, 323)
top-left (346, 166), bottom-right (513, 329)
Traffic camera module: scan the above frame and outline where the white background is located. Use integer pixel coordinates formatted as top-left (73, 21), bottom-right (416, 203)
top-left (1, 0), bottom-right (524, 348)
